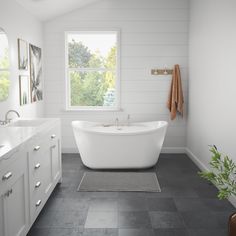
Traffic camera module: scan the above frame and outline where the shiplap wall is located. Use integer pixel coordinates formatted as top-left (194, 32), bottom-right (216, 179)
top-left (43, 0), bottom-right (189, 153)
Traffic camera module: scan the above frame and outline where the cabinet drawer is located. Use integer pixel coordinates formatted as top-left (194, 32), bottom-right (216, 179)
top-left (30, 191), bottom-right (45, 222)
top-left (46, 126), bottom-right (60, 144)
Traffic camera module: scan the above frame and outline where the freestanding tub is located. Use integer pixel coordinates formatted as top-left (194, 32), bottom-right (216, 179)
top-left (72, 121), bottom-right (168, 169)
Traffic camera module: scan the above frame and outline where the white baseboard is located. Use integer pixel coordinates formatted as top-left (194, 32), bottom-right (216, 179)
top-left (185, 148), bottom-right (236, 208)
top-left (185, 148), bottom-right (209, 171)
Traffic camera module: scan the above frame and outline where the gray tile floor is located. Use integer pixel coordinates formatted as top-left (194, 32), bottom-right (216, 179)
top-left (27, 154), bottom-right (235, 236)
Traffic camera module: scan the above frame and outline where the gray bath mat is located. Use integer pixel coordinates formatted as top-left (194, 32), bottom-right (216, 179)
top-left (77, 172), bottom-right (161, 192)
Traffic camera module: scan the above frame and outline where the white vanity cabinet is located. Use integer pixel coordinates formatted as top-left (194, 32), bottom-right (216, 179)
top-left (28, 124), bottom-right (61, 223)
top-left (0, 119), bottom-right (62, 236)
top-left (0, 150), bottom-right (29, 236)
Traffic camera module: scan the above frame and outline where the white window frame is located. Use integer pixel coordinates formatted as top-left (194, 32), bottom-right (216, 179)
top-left (65, 30), bottom-right (120, 111)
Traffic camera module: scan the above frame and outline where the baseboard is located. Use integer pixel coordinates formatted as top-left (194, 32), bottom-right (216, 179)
top-left (185, 148), bottom-right (209, 171)
top-left (185, 148), bottom-right (236, 208)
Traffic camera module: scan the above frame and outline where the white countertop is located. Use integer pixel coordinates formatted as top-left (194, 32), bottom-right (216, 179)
top-left (0, 118), bottom-right (60, 160)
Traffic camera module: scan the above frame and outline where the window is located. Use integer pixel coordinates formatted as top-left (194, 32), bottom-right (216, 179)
top-left (65, 31), bottom-right (120, 110)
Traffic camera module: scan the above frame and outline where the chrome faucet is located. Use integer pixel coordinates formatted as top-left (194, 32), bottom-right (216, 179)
top-left (3, 110), bottom-right (20, 124)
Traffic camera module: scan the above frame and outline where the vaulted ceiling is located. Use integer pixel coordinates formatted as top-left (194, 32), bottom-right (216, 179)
top-left (15, 0), bottom-right (102, 21)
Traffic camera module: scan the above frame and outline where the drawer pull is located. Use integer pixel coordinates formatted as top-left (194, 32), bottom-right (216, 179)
top-left (35, 181), bottom-right (41, 188)
top-left (51, 145), bottom-right (56, 149)
top-left (51, 134), bottom-right (56, 139)
top-left (34, 146), bottom-right (40, 151)
top-left (2, 172), bottom-right (12, 181)
top-left (36, 200), bottom-right (42, 207)
top-left (34, 163), bottom-right (41, 170)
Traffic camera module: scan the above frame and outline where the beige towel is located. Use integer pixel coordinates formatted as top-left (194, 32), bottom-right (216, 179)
top-left (167, 64), bottom-right (184, 120)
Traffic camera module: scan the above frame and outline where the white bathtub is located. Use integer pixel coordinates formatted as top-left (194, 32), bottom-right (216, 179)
top-left (72, 121), bottom-right (168, 169)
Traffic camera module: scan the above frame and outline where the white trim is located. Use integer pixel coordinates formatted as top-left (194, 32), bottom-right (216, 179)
top-left (64, 30), bottom-right (121, 111)
top-left (185, 148), bottom-right (209, 171)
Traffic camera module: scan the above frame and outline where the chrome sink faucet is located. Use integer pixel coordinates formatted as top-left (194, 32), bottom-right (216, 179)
top-left (0, 110), bottom-right (20, 125)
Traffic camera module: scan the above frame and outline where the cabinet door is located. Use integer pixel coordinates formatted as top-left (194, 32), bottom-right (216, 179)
top-left (4, 171), bottom-right (28, 236)
top-left (0, 194), bottom-right (5, 236)
top-left (51, 140), bottom-right (61, 182)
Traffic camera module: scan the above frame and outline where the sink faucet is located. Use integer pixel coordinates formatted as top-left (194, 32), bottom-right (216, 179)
top-left (4, 110), bottom-right (20, 124)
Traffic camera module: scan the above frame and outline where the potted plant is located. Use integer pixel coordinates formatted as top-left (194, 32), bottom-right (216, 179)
top-left (199, 145), bottom-right (236, 236)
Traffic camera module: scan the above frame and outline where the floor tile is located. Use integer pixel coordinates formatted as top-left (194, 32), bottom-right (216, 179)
top-left (119, 228), bottom-right (155, 236)
top-left (27, 228), bottom-right (49, 236)
top-left (85, 211), bottom-right (118, 228)
top-left (147, 198), bottom-right (177, 212)
top-left (35, 210), bottom-right (87, 228)
top-left (153, 229), bottom-right (188, 236)
top-left (89, 198), bottom-right (118, 212)
top-left (187, 229), bottom-right (228, 236)
top-left (118, 211), bottom-right (151, 228)
top-left (47, 228), bottom-right (80, 236)
top-left (181, 211), bottom-right (232, 229)
top-left (149, 211), bottom-right (185, 229)
top-left (175, 198), bottom-right (235, 212)
top-left (201, 198), bottom-right (235, 211)
top-left (118, 197), bottom-right (148, 211)
top-left (45, 196), bottom-right (89, 212)
top-left (82, 228), bottom-right (118, 236)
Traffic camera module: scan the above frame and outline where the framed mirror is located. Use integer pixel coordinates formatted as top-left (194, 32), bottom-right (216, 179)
top-left (0, 28), bottom-right (10, 101)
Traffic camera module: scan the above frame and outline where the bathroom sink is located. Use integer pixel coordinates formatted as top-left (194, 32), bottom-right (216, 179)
top-left (8, 120), bottom-right (47, 127)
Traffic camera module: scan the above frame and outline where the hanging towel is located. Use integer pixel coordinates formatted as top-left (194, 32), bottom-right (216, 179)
top-left (167, 64), bottom-right (184, 120)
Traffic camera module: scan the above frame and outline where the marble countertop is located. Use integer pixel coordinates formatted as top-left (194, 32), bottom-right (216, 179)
top-left (0, 118), bottom-right (60, 160)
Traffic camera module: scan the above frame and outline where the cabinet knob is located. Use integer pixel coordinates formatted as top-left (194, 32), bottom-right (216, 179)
top-left (34, 146), bottom-right (40, 151)
top-left (34, 163), bottom-right (41, 170)
top-left (36, 200), bottom-right (42, 207)
top-left (2, 172), bottom-right (12, 181)
top-left (35, 181), bottom-right (41, 188)
top-left (51, 134), bottom-right (56, 139)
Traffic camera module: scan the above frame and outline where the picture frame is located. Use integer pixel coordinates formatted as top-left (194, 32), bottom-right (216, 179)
top-left (29, 44), bottom-right (43, 102)
top-left (19, 75), bottom-right (30, 106)
top-left (18, 39), bottom-right (28, 70)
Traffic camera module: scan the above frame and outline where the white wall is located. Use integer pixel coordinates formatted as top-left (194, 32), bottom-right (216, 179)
top-left (44, 0), bottom-right (189, 153)
top-left (187, 0), bottom-right (236, 168)
top-left (0, 0), bottom-right (44, 120)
